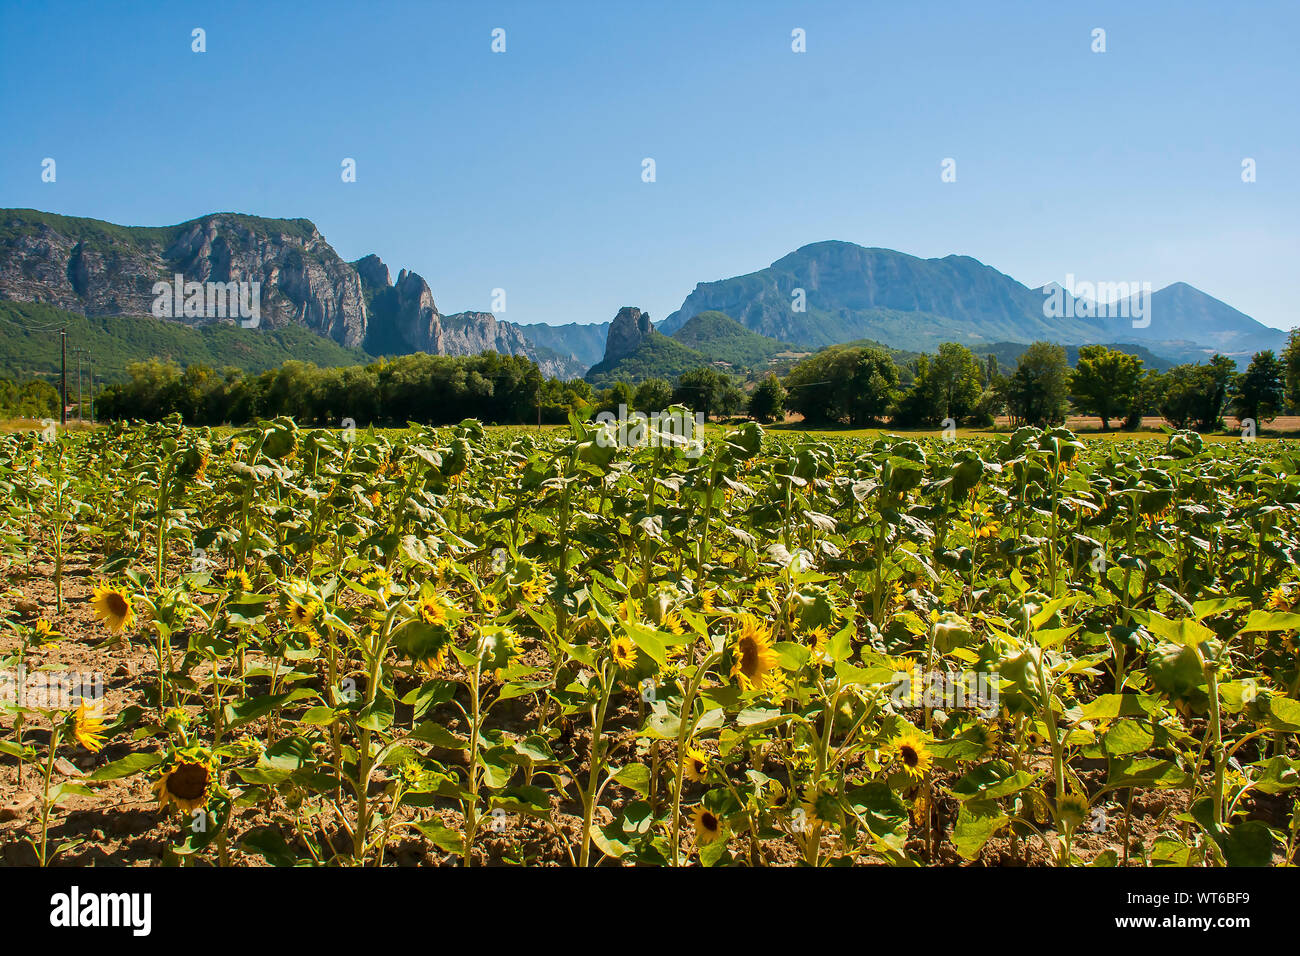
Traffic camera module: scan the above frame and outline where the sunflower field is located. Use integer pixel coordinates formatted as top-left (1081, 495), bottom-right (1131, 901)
top-left (2, 415), bottom-right (1299, 867)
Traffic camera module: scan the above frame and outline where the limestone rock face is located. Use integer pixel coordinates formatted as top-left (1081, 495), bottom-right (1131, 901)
top-left (602, 306), bottom-right (653, 362)
top-left (0, 210), bottom-right (368, 347)
top-left (0, 208), bottom-right (588, 376)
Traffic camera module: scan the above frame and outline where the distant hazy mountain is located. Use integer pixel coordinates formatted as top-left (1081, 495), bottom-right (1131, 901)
top-left (658, 241), bottom-right (1285, 361)
top-left (517, 321), bottom-right (610, 372)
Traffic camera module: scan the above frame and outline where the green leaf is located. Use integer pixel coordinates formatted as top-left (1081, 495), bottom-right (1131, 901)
top-left (85, 751), bottom-right (163, 781)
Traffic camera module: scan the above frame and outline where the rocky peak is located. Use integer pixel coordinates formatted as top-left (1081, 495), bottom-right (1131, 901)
top-left (352, 254), bottom-right (390, 292)
top-left (602, 307), bottom-right (652, 362)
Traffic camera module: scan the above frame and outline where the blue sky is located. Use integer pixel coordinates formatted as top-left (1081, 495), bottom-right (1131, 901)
top-left (1, 0), bottom-right (1296, 330)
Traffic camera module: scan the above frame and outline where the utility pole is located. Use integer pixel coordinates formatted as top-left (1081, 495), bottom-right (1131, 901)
top-left (74, 347), bottom-right (84, 423)
top-left (88, 357), bottom-right (95, 424)
top-left (60, 330), bottom-right (67, 427)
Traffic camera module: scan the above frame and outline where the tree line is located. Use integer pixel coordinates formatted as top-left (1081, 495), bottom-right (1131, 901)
top-left (56, 329), bottom-right (1300, 433)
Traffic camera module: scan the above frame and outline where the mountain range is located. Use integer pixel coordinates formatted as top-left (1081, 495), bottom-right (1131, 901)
top-left (657, 241), bottom-right (1286, 361)
top-left (0, 210), bottom-right (1285, 386)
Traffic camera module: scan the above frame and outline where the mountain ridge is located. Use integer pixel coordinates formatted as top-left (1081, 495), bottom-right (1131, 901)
top-left (656, 240), bottom-right (1284, 361)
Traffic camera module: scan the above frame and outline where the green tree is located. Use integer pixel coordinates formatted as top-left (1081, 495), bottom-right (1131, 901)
top-left (1069, 345), bottom-right (1144, 430)
top-left (632, 377), bottom-right (674, 413)
top-left (783, 346), bottom-right (899, 426)
top-left (894, 343), bottom-right (984, 427)
top-left (1284, 328), bottom-right (1300, 411)
top-left (747, 373), bottom-right (787, 423)
top-left (1003, 342), bottom-right (1070, 428)
top-left (1231, 350), bottom-right (1285, 425)
top-left (674, 367), bottom-right (725, 420)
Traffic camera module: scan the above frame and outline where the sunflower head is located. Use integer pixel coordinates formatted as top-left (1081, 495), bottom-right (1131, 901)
top-left (419, 596), bottom-right (449, 627)
top-left (691, 805), bottom-right (724, 845)
top-left (287, 599), bottom-right (317, 629)
top-left (1267, 586), bottom-right (1292, 611)
top-left (90, 583), bottom-right (135, 634)
top-left (224, 568), bottom-right (252, 592)
top-left (33, 619), bottom-right (57, 644)
top-left (71, 699), bottom-right (106, 753)
top-left (152, 746), bottom-right (215, 813)
top-left (889, 731), bottom-right (933, 780)
top-left (683, 747), bottom-right (709, 782)
top-left (612, 635), bottom-right (638, 671)
top-left (1056, 791), bottom-right (1090, 830)
top-left (730, 614), bottom-right (779, 692)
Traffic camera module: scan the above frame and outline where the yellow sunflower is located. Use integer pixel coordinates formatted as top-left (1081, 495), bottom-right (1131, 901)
top-left (806, 625), bottom-right (831, 665)
top-left (419, 596), bottom-right (449, 626)
top-left (700, 589), bottom-right (718, 614)
top-left (480, 593), bottom-right (499, 615)
top-left (223, 568), bottom-right (252, 591)
top-left (730, 614), bottom-right (779, 692)
top-left (152, 748), bottom-right (214, 813)
top-left (889, 732), bottom-right (933, 780)
top-left (72, 700), bottom-right (106, 752)
top-left (682, 747), bottom-right (709, 782)
top-left (90, 583), bottom-right (135, 634)
top-left (519, 577), bottom-right (546, 604)
top-left (34, 619), bottom-right (56, 644)
top-left (691, 805), bottom-right (724, 845)
top-left (612, 635), bottom-right (638, 670)
top-left (287, 599), bottom-right (317, 629)
top-left (1267, 586), bottom-right (1292, 611)
top-left (418, 641), bottom-right (451, 677)
top-left (661, 611), bottom-right (685, 635)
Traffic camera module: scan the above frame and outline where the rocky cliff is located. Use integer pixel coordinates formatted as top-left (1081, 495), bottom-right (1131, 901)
top-left (355, 255), bottom-right (583, 378)
top-left (0, 209), bottom-right (368, 347)
top-left (0, 209), bottom-right (586, 378)
top-left (601, 307), bottom-right (655, 362)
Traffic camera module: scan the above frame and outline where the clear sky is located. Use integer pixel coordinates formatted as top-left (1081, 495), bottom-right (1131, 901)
top-left (1, 0), bottom-right (1296, 330)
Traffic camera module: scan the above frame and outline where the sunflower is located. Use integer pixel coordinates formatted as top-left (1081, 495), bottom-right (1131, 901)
top-left (223, 568), bottom-right (252, 592)
top-left (480, 593), bottom-right (499, 615)
top-left (72, 700), bottom-right (106, 753)
top-left (287, 599), bottom-right (317, 629)
top-left (730, 614), bottom-right (780, 692)
top-left (612, 635), bottom-right (638, 670)
top-left (1056, 791), bottom-right (1090, 830)
top-left (754, 576), bottom-right (778, 597)
top-left (1267, 586), bottom-right (1292, 611)
top-left (661, 611), bottom-right (685, 635)
top-left (682, 747), bottom-right (709, 782)
top-left (969, 722), bottom-right (1001, 758)
top-left (360, 568), bottom-right (393, 598)
top-left (152, 748), bottom-right (215, 813)
top-left (34, 619), bottom-right (56, 644)
top-left (888, 732), bottom-right (932, 780)
top-left (434, 558), bottom-right (456, 586)
top-left (90, 583), bottom-right (135, 634)
top-left (691, 805), bottom-right (723, 845)
top-left (519, 577), bottom-right (546, 604)
top-left (700, 589), bottom-right (718, 614)
top-left (806, 625), bottom-right (831, 665)
top-left (419, 596), bottom-right (449, 627)
top-left (421, 639), bottom-right (457, 676)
